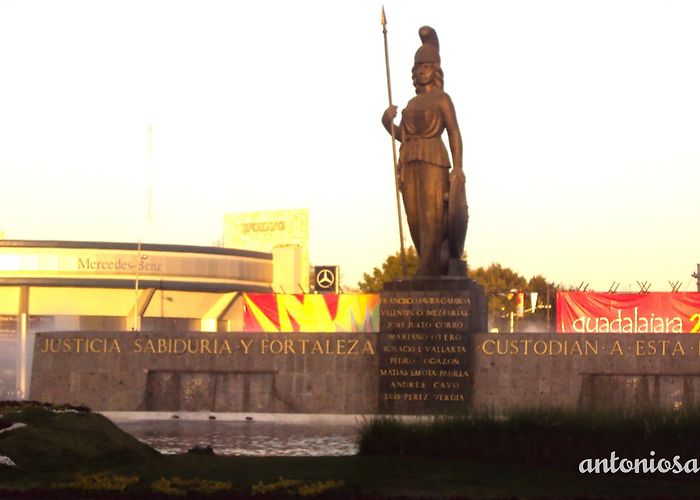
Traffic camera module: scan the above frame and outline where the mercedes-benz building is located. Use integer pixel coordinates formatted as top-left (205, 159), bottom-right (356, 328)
top-left (0, 240), bottom-right (274, 398)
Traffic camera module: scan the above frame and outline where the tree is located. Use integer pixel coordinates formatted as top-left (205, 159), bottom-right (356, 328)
top-left (526, 275), bottom-right (557, 330)
top-left (357, 247), bottom-right (419, 292)
top-left (469, 263), bottom-right (528, 295)
top-left (468, 265), bottom-right (557, 331)
top-left (469, 263), bottom-right (527, 330)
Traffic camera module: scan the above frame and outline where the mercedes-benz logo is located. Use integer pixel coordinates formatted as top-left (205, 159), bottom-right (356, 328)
top-left (316, 269), bottom-right (335, 288)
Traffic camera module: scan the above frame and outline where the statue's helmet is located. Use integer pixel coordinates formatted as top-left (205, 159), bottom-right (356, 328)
top-left (414, 26), bottom-right (440, 64)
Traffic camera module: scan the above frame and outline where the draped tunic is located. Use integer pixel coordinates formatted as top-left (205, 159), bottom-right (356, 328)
top-left (398, 88), bottom-right (452, 168)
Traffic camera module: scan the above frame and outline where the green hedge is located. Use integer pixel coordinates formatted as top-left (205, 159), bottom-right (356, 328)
top-left (358, 408), bottom-right (700, 470)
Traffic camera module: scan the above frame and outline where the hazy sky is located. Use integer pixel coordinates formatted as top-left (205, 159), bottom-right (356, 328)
top-left (1, 0), bottom-right (699, 292)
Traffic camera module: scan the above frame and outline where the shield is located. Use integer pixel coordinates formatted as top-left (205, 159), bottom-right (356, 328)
top-left (447, 172), bottom-right (468, 259)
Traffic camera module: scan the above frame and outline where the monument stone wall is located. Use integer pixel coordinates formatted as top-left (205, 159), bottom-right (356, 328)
top-left (471, 333), bottom-right (700, 410)
top-left (30, 330), bottom-right (700, 413)
top-left (31, 331), bottom-right (378, 413)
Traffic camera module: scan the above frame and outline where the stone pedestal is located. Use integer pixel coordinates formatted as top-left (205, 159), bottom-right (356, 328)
top-left (378, 277), bottom-right (487, 415)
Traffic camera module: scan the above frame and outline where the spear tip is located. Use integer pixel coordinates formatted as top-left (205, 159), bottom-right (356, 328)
top-left (381, 5), bottom-right (387, 26)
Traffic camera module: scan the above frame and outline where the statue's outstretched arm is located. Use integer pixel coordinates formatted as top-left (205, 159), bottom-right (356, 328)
top-left (381, 105), bottom-right (402, 142)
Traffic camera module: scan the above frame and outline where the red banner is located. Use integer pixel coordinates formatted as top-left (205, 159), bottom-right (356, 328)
top-left (556, 292), bottom-right (700, 333)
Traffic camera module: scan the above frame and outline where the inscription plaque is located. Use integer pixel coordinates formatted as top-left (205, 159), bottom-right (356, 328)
top-left (379, 288), bottom-right (475, 414)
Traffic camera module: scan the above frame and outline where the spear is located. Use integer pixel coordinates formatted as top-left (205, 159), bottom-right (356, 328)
top-left (381, 6), bottom-right (407, 277)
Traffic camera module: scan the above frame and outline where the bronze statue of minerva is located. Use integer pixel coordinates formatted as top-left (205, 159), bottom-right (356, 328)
top-left (382, 26), bottom-right (468, 277)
